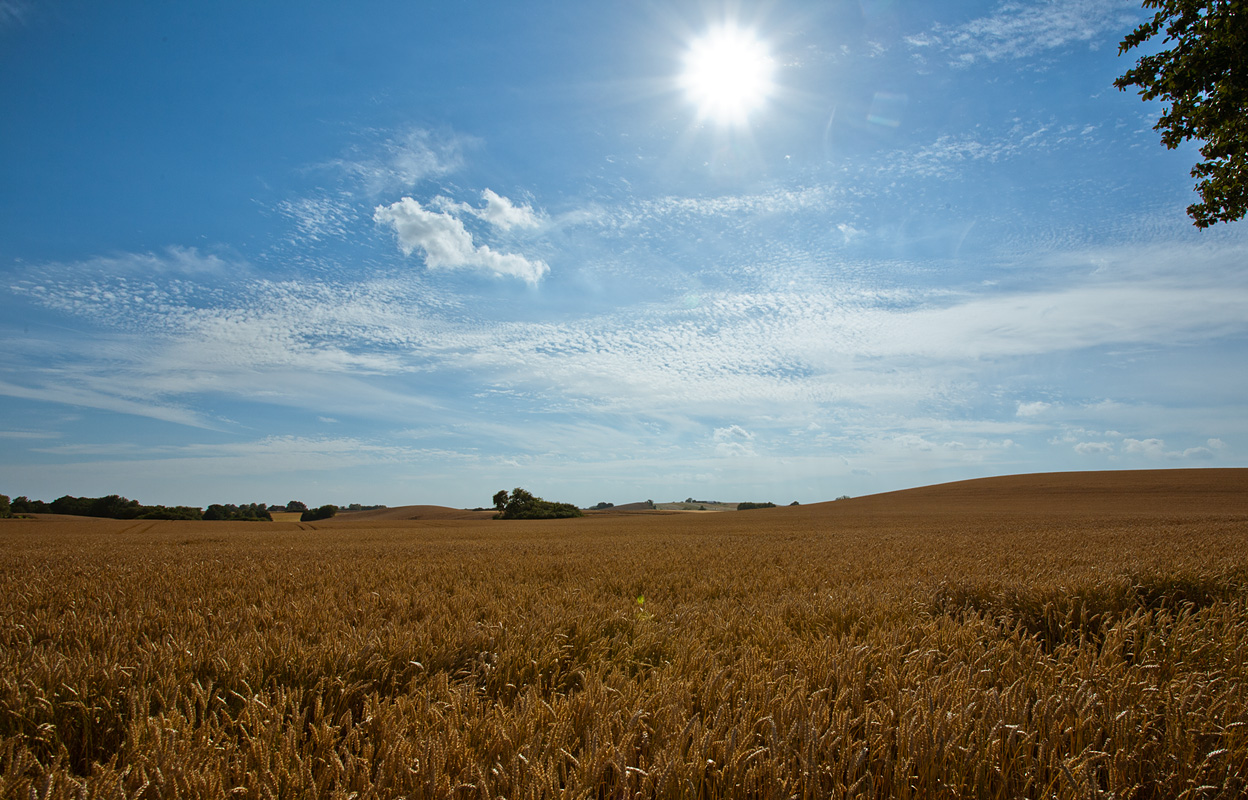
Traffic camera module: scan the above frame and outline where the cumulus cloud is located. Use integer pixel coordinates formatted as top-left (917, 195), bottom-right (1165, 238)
top-left (1120, 437), bottom-right (1223, 460)
top-left (478, 189), bottom-right (542, 230)
top-left (374, 197), bottom-right (549, 283)
top-left (713, 425), bottom-right (756, 458)
top-left (1016, 400), bottom-right (1051, 417)
top-left (1122, 437), bottom-right (1166, 456)
top-left (1074, 441), bottom-right (1113, 455)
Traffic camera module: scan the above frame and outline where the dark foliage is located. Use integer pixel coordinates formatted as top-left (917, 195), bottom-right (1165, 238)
top-left (492, 488), bottom-right (583, 520)
top-left (10, 496), bottom-right (48, 514)
top-left (300, 504), bottom-right (339, 522)
top-left (737, 502), bottom-right (777, 511)
top-left (1116, 0), bottom-right (1248, 227)
top-left (0, 494), bottom-right (9, 519)
top-left (136, 506), bottom-right (204, 520)
top-left (203, 503), bottom-right (272, 522)
top-left (13, 494), bottom-right (206, 520)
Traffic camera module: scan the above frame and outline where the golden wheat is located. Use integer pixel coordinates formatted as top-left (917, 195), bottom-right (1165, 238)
top-left (2, 471), bottom-right (1246, 798)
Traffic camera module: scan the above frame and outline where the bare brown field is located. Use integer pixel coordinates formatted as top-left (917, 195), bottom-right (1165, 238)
top-left (2, 469), bottom-right (1246, 798)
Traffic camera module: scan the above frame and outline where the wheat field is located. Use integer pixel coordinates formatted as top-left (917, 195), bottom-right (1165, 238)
top-left (2, 469), bottom-right (1246, 798)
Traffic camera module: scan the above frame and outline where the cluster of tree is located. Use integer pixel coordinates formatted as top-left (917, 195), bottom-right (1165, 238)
top-left (737, 501), bottom-right (777, 511)
top-left (591, 501), bottom-right (615, 510)
top-left (300, 505), bottom-right (338, 522)
top-left (345, 503), bottom-right (386, 512)
top-left (202, 503), bottom-right (272, 521)
top-left (685, 497), bottom-right (722, 505)
top-left (492, 488), bottom-right (583, 520)
top-left (9, 494), bottom-right (204, 520)
top-left (0, 494), bottom-right (10, 519)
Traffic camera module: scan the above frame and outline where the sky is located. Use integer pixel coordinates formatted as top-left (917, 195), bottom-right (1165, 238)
top-left (1, 0), bottom-right (1245, 509)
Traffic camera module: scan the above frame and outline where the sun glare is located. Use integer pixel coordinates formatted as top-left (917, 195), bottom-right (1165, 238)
top-left (681, 25), bottom-right (775, 126)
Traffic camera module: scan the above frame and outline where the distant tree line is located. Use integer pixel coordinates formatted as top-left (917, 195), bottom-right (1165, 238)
top-left (737, 501), bottom-right (777, 511)
top-left (202, 503), bottom-right (273, 521)
top-left (492, 488), bottom-right (582, 520)
top-left (4, 494), bottom-right (271, 521)
top-left (271, 501), bottom-right (376, 515)
top-left (7, 494), bottom-right (207, 520)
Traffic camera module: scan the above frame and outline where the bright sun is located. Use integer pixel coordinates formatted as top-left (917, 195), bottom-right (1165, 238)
top-left (680, 25), bottom-right (775, 126)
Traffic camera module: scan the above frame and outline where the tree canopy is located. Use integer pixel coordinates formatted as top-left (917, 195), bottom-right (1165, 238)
top-left (1116, 0), bottom-right (1248, 227)
top-left (300, 504), bottom-right (339, 522)
top-left (492, 488), bottom-right (583, 520)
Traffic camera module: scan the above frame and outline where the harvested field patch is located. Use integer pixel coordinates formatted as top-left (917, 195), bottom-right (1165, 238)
top-left (2, 469), bottom-right (1246, 798)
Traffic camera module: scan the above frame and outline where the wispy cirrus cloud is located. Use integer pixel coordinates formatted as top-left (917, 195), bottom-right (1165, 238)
top-left (326, 127), bottom-right (469, 196)
top-left (12, 245), bottom-right (1248, 424)
top-left (0, 429), bottom-right (61, 440)
top-left (275, 195), bottom-right (355, 243)
top-left (6, 222), bottom-right (1245, 491)
top-left (0, 0), bottom-right (30, 27)
top-left (908, 0), bottom-right (1141, 66)
top-left (0, 377), bottom-right (216, 430)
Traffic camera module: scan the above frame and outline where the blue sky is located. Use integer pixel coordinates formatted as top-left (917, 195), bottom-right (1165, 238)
top-left (1, 0), bottom-right (1244, 509)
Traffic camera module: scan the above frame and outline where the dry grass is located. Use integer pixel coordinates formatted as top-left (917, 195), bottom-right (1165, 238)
top-left (1, 469), bottom-right (1246, 798)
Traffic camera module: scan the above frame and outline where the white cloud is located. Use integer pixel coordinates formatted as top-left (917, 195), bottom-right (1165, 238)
top-left (0, 1), bottom-right (30, 27)
top-left (374, 197), bottom-right (549, 283)
top-left (1122, 437), bottom-right (1166, 455)
top-left (0, 429), bottom-right (60, 440)
top-left (478, 189), bottom-right (542, 230)
top-left (28, 435), bottom-right (476, 480)
top-left (0, 378), bottom-right (215, 430)
top-left (713, 425), bottom-right (756, 458)
top-left (1074, 441), bottom-right (1113, 455)
top-left (881, 123), bottom-right (1060, 179)
top-left (1120, 437), bottom-right (1219, 461)
top-left (1017, 401), bottom-right (1051, 417)
top-left (914, 0), bottom-right (1141, 66)
top-left (329, 128), bottom-right (467, 195)
top-left (276, 195), bottom-right (354, 243)
top-left (597, 185), bottom-right (844, 233)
